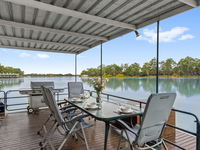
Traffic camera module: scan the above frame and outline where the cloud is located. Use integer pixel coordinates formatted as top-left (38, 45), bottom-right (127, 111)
top-left (138, 27), bottom-right (193, 43)
top-left (19, 52), bottom-right (31, 57)
top-left (179, 34), bottom-right (194, 40)
top-left (37, 54), bottom-right (49, 58)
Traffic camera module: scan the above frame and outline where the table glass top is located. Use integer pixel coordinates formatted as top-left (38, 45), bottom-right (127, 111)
top-left (65, 97), bottom-right (143, 121)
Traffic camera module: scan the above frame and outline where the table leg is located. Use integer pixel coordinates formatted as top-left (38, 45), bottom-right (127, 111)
top-left (104, 121), bottom-right (110, 150)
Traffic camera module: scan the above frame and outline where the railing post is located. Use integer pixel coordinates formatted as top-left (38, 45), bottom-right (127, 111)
top-left (107, 95), bottom-right (109, 101)
top-left (57, 93), bottom-right (59, 102)
top-left (196, 120), bottom-right (200, 150)
top-left (4, 91), bottom-right (6, 112)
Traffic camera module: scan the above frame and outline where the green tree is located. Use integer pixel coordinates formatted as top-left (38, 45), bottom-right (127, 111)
top-left (124, 63), bottom-right (140, 76)
top-left (175, 57), bottom-right (196, 75)
top-left (160, 58), bottom-right (176, 75)
top-left (105, 64), bottom-right (122, 76)
top-left (141, 58), bottom-right (157, 76)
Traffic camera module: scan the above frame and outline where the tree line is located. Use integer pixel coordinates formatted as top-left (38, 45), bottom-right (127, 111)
top-left (81, 57), bottom-right (200, 77)
top-left (0, 64), bottom-right (24, 75)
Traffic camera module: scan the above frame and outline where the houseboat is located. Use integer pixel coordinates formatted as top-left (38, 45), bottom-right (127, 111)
top-left (0, 0), bottom-right (200, 150)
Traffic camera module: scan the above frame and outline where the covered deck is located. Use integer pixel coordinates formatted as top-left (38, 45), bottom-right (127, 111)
top-left (0, 0), bottom-right (200, 150)
top-left (0, 109), bottom-right (196, 150)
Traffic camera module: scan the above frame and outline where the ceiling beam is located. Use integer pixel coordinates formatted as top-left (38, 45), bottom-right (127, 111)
top-left (137, 5), bottom-right (192, 29)
top-left (178, 0), bottom-right (198, 7)
top-left (0, 45), bottom-right (77, 54)
top-left (0, 19), bottom-right (107, 41)
top-left (4, 0), bottom-right (136, 30)
top-left (0, 35), bottom-right (89, 49)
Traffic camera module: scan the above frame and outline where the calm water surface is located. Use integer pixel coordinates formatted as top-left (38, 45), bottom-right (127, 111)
top-left (0, 77), bottom-right (200, 132)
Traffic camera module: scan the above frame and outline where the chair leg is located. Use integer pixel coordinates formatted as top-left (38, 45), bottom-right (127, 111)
top-left (43, 125), bottom-right (56, 150)
top-left (117, 130), bottom-right (123, 150)
top-left (162, 141), bottom-right (168, 150)
top-left (80, 122), bottom-right (89, 150)
top-left (37, 114), bottom-right (52, 136)
top-left (124, 130), bottom-right (134, 150)
top-left (58, 121), bottom-right (79, 150)
top-left (40, 122), bottom-right (57, 149)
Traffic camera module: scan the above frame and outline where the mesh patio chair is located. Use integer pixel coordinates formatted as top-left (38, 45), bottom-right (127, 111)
top-left (113, 93), bottom-right (176, 150)
top-left (68, 82), bottom-right (84, 98)
top-left (40, 87), bottom-right (91, 150)
top-left (37, 86), bottom-right (77, 137)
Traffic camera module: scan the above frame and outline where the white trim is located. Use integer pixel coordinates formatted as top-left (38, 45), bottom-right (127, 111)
top-left (0, 45), bottom-right (76, 54)
top-left (178, 0), bottom-right (198, 7)
top-left (0, 19), bottom-right (107, 41)
top-left (4, 0), bottom-right (136, 30)
top-left (0, 35), bottom-right (89, 49)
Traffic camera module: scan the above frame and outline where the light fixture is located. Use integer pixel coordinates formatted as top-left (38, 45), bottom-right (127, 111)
top-left (135, 30), bottom-right (140, 37)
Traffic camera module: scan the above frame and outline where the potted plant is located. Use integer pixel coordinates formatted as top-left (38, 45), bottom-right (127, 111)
top-left (92, 78), bottom-right (108, 103)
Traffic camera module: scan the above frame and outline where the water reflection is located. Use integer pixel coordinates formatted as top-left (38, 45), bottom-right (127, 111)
top-left (0, 78), bottom-right (24, 90)
top-left (82, 77), bottom-right (200, 97)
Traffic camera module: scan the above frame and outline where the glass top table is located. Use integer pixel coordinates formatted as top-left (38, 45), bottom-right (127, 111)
top-left (65, 97), bottom-right (143, 121)
top-left (65, 97), bottom-right (143, 150)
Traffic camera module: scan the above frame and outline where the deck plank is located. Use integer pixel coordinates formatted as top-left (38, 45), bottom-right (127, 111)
top-left (0, 110), bottom-right (196, 150)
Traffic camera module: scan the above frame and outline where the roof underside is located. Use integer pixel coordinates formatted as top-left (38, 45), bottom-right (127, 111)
top-left (0, 0), bottom-right (199, 54)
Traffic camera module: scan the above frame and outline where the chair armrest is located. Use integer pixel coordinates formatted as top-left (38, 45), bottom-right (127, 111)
top-left (114, 119), bottom-right (139, 137)
top-left (57, 101), bottom-right (68, 107)
top-left (59, 104), bottom-right (76, 110)
top-left (61, 107), bottom-right (77, 114)
top-left (65, 114), bottom-right (89, 123)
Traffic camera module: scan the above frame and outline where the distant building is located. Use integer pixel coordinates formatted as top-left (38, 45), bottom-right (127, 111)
top-left (0, 73), bottom-right (19, 78)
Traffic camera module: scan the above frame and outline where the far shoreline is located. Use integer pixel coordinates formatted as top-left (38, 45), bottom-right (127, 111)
top-left (1, 75), bottom-right (200, 79)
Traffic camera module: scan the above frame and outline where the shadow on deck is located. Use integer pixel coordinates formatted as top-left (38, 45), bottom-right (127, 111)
top-left (0, 110), bottom-right (196, 150)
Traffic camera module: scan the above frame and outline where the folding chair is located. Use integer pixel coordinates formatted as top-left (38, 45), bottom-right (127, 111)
top-left (68, 82), bottom-right (84, 98)
top-left (40, 87), bottom-right (91, 150)
top-left (113, 93), bottom-right (176, 150)
top-left (37, 86), bottom-right (76, 137)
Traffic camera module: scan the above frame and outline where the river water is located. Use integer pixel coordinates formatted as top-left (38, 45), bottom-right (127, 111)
top-left (0, 76), bottom-right (200, 132)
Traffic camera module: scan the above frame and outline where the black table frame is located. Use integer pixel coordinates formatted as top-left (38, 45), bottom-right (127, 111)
top-left (65, 99), bottom-right (143, 150)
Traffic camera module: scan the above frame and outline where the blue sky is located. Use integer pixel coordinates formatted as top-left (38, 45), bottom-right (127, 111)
top-left (0, 7), bottom-right (200, 74)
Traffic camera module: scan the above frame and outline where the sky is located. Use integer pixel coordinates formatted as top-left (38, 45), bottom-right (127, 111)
top-left (0, 7), bottom-right (200, 74)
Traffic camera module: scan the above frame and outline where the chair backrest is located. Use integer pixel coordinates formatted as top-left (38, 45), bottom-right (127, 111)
top-left (136, 93), bottom-right (176, 145)
top-left (31, 81), bottom-right (54, 89)
top-left (41, 86), bottom-right (50, 107)
top-left (42, 87), bottom-right (65, 125)
top-left (68, 82), bottom-right (84, 98)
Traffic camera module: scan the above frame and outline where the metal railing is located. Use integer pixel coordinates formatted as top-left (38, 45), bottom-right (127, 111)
top-left (0, 90), bottom-right (6, 113)
top-left (1, 89), bottom-right (200, 150)
top-left (4, 88), bottom-right (68, 111)
top-left (90, 91), bottom-right (200, 150)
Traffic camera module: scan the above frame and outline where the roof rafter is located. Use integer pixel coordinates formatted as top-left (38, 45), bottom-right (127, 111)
top-left (137, 5), bottom-right (192, 29)
top-left (0, 45), bottom-right (77, 54)
top-left (0, 35), bottom-right (89, 49)
top-left (178, 0), bottom-right (198, 7)
top-left (3, 0), bottom-right (136, 30)
top-left (0, 19), bottom-right (107, 41)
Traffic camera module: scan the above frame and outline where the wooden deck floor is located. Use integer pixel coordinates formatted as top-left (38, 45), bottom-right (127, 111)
top-left (0, 110), bottom-right (196, 150)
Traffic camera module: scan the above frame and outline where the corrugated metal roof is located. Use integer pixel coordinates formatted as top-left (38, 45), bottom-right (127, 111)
top-left (0, 0), bottom-right (198, 54)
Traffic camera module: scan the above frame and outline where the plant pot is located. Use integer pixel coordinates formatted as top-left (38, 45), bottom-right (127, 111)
top-left (96, 96), bottom-right (101, 103)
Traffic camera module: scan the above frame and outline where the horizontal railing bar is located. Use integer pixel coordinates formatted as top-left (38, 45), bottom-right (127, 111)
top-left (6, 108), bottom-right (28, 111)
top-left (166, 123), bottom-right (196, 136)
top-left (6, 96), bottom-right (30, 99)
top-left (164, 139), bottom-right (186, 150)
top-left (7, 103), bottom-right (29, 106)
top-left (172, 108), bottom-right (200, 122)
top-left (91, 91), bottom-right (146, 104)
